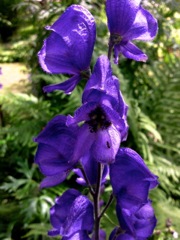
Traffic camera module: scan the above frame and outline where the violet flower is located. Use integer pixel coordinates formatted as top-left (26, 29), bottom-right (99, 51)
top-left (110, 201), bottom-right (157, 240)
top-left (38, 4), bottom-right (96, 94)
top-left (106, 0), bottom-right (158, 63)
top-left (109, 148), bottom-right (158, 239)
top-left (48, 189), bottom-right (94, 239)
top-left (67, 55), bottom-right (128, 164)
top-left (110, 148), bottom-right (158, 210)
top-left (34, 115), bottom-right (79, 188)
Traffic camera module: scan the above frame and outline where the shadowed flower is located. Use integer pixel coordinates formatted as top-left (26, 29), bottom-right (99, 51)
top-left (106, 0), bottom-right (158, 63)
top-left (67, 55), bottom-right (128, 164)
top-left (34, 115), bottom-right (79, 188)
top-left (38, 4), bottom-right (96, 94)
top-left (110, 148), bottom-right (158, 210)
top-left (109, 148), bottom-right (158, 239)
top-left (110, 201), bottom-right (157, 240)
top-left (48, 189), bottom-right (94, 240)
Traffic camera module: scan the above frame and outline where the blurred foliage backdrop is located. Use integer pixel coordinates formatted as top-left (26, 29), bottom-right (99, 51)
top-left (0, 0), bottom-right (180, 239)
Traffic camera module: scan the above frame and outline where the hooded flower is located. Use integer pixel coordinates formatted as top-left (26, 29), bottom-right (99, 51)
top-left (48, 189), bottom-right (94, 240)
top-left (38, 4), bottom-right (96, 94)
top-left (109, 201), bottom-right (157, 240)
top-left (110, 148), bottom-right (158, 211)
top-left (34, 115), bottom-right (79, 188)
top-left (106, 0), bottom-right (158, 63)
top-left (109, 148), bottom-right (158, 239)
top-left (67, 55), bottom-right (128, 164)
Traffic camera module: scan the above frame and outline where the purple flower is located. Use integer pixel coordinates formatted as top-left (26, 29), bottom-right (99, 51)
top-left (110, 148), bottom-right (158, 211)
top-left (106, 0), bottom-right (158, 63)
top-left (34, 115), bottom-right (79, 188)
top-left (38, 4), bottom-right (96, 94)
top-left (109, 148), bottom-right (158, 239)
top-left (67, 55), bottom-right (128, 164)
top-left (110, 201), bottom-right (157, 240)
top-left (48, 189), bottom-right (94, 240)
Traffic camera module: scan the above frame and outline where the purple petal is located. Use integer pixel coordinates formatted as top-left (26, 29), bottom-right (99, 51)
top-left (133, 201), bottom-right (157, 238)
top-left (35, 143), bottom-right (74, 175)
top-left (62, 195), bottom-right (94, 237)
top-left (125, 7), bottom-right (158, 41)
top-left (74, 153), bottom-right (109, 185)
top-left (38, 5), bottom-right (96, 74)
top-left (92, 125), bottom-right (121, 163)
top-left (43, 74), bottom-right (81, 94)
top-left (66, 102), bottom-right (97, 126)
top-left (83, 55), bottom-right (127, 114)
top-left (83, 55), bottom-right (113, 99)
top-left (72, 124), bottom-right (95, 161)
top-left (106, 0), bottom-right (141, 35)
top-left (100, 104), bottom-right (128, 141)
top-left (48, 189), bottom-right (81, 235)
top-left (40, 173), bottom-right (67, 188)
top-left (34, 115), bottom-right (77, 161)
top-left (38, 32), bottom-right (79, 74)
top-left (62, 231), bottom-right (91, 240)
top-left (115, 41), bottom-right (148, 62)
top-left (110, 148), bottom-right (158, 206)
top-left (116, 201), bottom-right (157, 239)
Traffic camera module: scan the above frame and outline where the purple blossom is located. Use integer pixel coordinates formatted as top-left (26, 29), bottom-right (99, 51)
top-left (34, 115), bottom-right (79, 188)
top-left (106, 0), bottom-right (158, 63)
top-left (38, 4), bottom-right (96, 94)
top-left (109, 148), bottom-right (158, 239)
top-left (67, 55), bottom-right (128, 164)
top-left (110, 201), bottom-right (157, 240)
top-left (48, 189), bottom-right (94, 239)
top-left (110, 148), bottom-right (158, 211)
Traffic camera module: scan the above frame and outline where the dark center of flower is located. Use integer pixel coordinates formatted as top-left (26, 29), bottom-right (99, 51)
top-left (80, 68), bottom-right (91, 79)
top-left (86, 106), bottom-right (111, 133)
top-left (110, 34), bottom-right (122, 45)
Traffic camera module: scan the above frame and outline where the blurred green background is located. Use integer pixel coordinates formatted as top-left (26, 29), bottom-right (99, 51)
top-left (0, 0), bottom-right (180, 239)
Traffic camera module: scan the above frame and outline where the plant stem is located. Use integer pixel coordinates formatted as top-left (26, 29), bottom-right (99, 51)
top-left (108, 41), bottom-right (113, 60)
top-left (93, 163), bottom-right (103, 240)
top-left (99, 193), bottom-right (114, 219)
top-left (80, 165), bottom-right (95, 196)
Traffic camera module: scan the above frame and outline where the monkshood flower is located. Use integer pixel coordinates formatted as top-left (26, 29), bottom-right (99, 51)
top-left (38, 4), bottom-right (96, 94)
top-left (109, 148), bottom-right (158, 239)
top-left (34, 115), bottom-right (79, 188)
top-left (110, 148), bottom-right (158, 211)
top-left (48, 189), bottom-right (94, 240)
top-left (106, 0), bottom-right (158, 63)
top-left (110, 201), bottom-right (157, 240)
top-left (67, 55), bottom-right (128, 164)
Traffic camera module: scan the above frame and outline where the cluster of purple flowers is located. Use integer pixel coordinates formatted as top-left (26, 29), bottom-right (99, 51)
top-left (35, 1), bottom-right (158, 239)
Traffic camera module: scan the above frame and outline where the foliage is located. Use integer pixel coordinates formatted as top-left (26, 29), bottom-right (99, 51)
top-left (0, 0), bottom-right (180, 239)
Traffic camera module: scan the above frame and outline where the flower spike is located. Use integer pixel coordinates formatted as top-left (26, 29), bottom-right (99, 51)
top-left (38, 4), bottom-right (96, 94)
